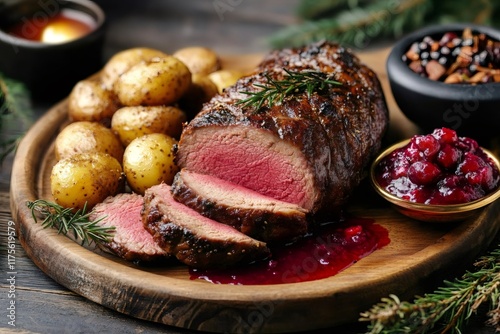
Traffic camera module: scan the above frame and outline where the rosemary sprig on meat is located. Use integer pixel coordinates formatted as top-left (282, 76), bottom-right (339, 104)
top-left (27, 199), bottom-right (114, 246)
top-left (360, 245), bottom-right (500, 333)
top-left (237, 69), bottom-right (341, 109)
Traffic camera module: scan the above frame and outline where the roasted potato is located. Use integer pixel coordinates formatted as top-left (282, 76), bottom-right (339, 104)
top-left (173, 46), bottom-right (221, 76)
top-left (123, 133), bottom-right (178, 194)
top-left (51, 152), bottom-right (124, 211)
top-left (101, 47), bottom-right (169, 90)
top-left (111, 105), bottom-right (186, 146)
top-left (208, 69), bottom-right (244, 93)
top-left (179, 74), bottom-right (218, 119)
top-left (68, 79), bottom-right (119, 123)
top-left (114, 56), bottom-right (192, 106)
top-left (54, 121), bottom-right (124, 161)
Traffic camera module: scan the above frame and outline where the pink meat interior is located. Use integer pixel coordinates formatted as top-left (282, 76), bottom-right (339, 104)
top-left (92, 193), bottom-right (165, 254)
top-left (152, 184), bottom-right (261, 241)
top-left (180, 169), bottom-right (307, 213)
top-left (178, 126), bottom-right (316, 210)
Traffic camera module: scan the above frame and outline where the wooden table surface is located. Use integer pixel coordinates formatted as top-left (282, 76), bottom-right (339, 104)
top-left (0, 1), bottom-right (498, 333)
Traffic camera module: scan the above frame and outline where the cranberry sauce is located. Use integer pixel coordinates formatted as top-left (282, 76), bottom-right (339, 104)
top-left (189, 217), bottom-right (390, 285)
top-left (375, 128), bottom-right (500, 205)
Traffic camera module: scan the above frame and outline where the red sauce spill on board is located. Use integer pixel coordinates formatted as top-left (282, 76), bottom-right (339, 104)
top-left (189, 217), bottom-right (390, 285)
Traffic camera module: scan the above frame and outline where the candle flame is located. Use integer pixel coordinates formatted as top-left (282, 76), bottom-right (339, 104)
top-left (41, 22), bottom-right (87, 44)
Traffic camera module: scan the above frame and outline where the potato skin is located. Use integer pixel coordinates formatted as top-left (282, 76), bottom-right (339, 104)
top-left (68, 79), bottom-right (119, 123)
top-left (111, 105), bottom-right (186, 146)
top-left (208, 69), bottom-right (244, 93)
top-left (173, 46), bottom-right (221, 76)
top-left (114, 56), bottom-right (192, 106)
top-left (101, 47), bottom-right (169, 90)
top-left (50, 152), bottom-right (124, 211)
top-left (123, 133), bottom-right (178, 195)
top-left (54, 121), bottom-right (124, 161)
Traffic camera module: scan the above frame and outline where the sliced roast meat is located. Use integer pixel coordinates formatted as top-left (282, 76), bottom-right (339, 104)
top-left (171, 169), bottom-right (309, 243)
top-left (175, 41), bottom-right (389, 215)
top-left (143, 183), bottom-right (270, 268)
top-left (90, 192), bottom-right (169, 262)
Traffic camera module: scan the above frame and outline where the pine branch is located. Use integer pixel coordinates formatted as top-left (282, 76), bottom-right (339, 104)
top-left (0, 73), bottom-right (33, 166)
top-left (270, 0), bottom-right (432, 49)
top-left (297, 0), bottom-right (371, 21)
top-left (429, 0), bottom-right (496, 26)
top-left (0, 73), bottom-right (32, 125)
top-left (0, 137), bottom-right (21, 165)
top-left (270, 0), bottom-right (500, 49)
top-left (360, 246), bottom-right (500, 333)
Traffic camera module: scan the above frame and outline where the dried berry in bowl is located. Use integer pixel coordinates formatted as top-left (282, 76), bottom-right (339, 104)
top-left (370, 128), bottom-right (500, 223)
top-left (403, 27), bottom-right (500, 83)
top-left (386, 24), bottom-right (500, 143)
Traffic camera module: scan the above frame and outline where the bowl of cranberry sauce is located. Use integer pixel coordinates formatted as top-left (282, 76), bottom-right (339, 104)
top-left (370, 128), bottom-right (500, 223)
top-left (386, 24), bottom-right (500, 144)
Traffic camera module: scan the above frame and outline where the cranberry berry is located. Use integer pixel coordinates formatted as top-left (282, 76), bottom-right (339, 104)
top-left (414, 134), bottom-right (440, 159)
top-left (375, 128), bottom-right (500, 205)
top-left (436, 144), bottom-right (461, 169)
top-left (408, 161), bottom-right (441, 185)
top-left (432, 127), bottom-right (458, 144)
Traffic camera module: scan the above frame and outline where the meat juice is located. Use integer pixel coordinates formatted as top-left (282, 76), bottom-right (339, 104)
top-left (190, 217), bottom-right (390, 285)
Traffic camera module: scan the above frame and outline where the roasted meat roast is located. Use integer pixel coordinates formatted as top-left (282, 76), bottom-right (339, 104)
top-left (96, 41), bottom-right (389, 268)
top-left (176, 41), bottom-right (388, 214)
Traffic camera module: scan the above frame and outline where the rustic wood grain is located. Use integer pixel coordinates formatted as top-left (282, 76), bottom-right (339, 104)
top-left (8, 51), bottom-right (500, 333)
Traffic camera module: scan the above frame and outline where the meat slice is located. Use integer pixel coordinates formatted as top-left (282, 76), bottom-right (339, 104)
top-left (143, 183), bottom-right (270, 268)
top-left (171, 169), bottom-right (309, 243)
top-left (90, 193), bottom-right (169, 262)
top-left (175, 41), bottom-right (389, 215)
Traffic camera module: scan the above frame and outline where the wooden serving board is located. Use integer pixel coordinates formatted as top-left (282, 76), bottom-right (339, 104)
top-left (10, 49), bottom-right (500, 333)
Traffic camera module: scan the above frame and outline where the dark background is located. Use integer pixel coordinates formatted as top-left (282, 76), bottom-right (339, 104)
top-left (0, 1), bottom-right (498, 333)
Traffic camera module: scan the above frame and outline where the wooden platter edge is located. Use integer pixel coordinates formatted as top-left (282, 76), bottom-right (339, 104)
top-left (9, 50), bottom-right (500, 333)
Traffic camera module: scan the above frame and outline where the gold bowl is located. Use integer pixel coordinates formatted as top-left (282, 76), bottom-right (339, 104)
top-left (370, 140), bottom-right (500, 223)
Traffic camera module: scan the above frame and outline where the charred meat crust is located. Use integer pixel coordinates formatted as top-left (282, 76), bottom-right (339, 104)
top-left (142, 184), bottom-right (271, 268)
top-left (171, 170), bottom-right (310, 243)
top-left (176, 41), bottom-right (389, 214)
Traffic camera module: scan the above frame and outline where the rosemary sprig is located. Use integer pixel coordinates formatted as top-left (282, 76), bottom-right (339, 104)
top-left (236, 69), bottom-right (341, 110)
top-left (27, 199), bottom-right (114, 246)
top-left (360, 245), bottom-right (500, 333)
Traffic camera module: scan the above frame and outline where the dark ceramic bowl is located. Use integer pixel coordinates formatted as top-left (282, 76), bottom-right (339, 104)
top-left (0, 0), bottom-right (106, 102)
top-left (386, 23), bottom-right (500, 145)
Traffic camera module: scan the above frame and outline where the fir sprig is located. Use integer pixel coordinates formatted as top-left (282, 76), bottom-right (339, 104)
top-left (0, 73), bottom-right (33, 165)
top-left (27, 199), bottom-right (114, 246)
top-left (271, 0), bottom-right (432, 49)
top-left (0, 137), bottom-right (21, 166)
top-left (360, 246), bottom-right (500, 333)
top-left (236, 69), bottom-right (341, 110)
top-left (270, 0), bottom-right (500, 49)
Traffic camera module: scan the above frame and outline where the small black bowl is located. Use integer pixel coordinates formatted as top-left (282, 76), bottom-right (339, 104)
top-left (386, 23), bottom-right (500, 145)
top-left (0, 0), bottom-right (106, 102)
